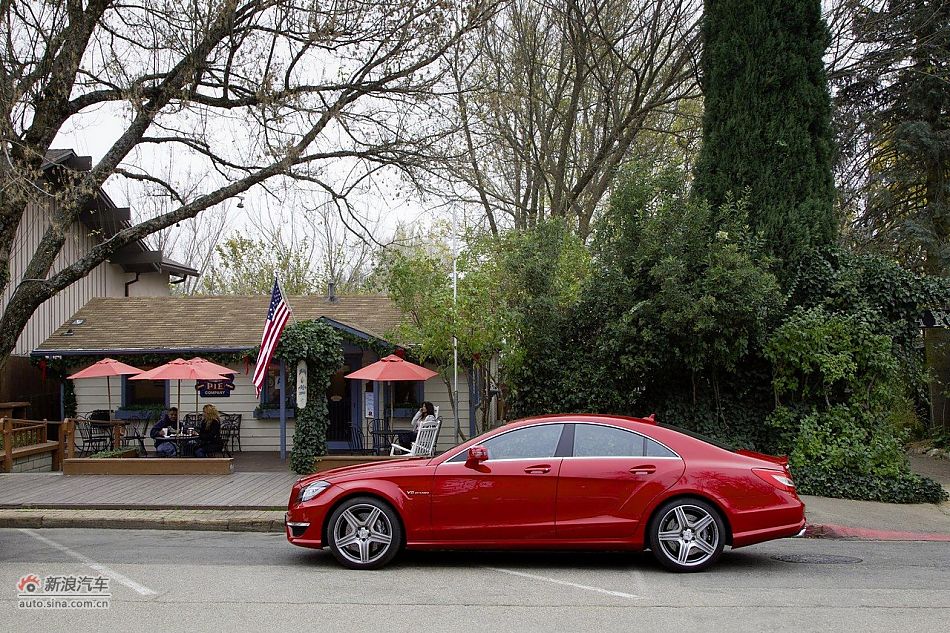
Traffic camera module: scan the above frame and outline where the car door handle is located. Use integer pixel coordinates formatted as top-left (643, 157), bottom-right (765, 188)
top-left (629, 465), bottom-right (657, 475)
top-left (524, 465), bottom-right (551, 474)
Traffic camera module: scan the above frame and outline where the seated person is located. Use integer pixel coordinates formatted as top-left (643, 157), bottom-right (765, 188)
top-left (194, 404), bottom-right (223, 458)
top-left (407, 401), bottom-right (436, 444)
top-left (149, 407), bottom-right (179, 457)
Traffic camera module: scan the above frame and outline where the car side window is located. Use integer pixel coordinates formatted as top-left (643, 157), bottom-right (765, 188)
top-left (483, 424), bottom-right (564, 459)
top-left (573, 424), bottom-right (645, 457)
top-left (645, 438), bottom-right (677, 458)
top-left (445, 424), bottom-right (566, 463)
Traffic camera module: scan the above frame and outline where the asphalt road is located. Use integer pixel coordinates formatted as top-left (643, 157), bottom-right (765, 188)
top-left (1, 528), bottom-right (947, 632)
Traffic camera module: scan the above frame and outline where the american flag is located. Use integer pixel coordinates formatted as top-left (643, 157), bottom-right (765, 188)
top-left (252, 277), bottom-right (291, 397)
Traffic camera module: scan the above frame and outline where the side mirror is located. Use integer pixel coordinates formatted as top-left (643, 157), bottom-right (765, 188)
top-left (466, 445), bottom-right (489, 465)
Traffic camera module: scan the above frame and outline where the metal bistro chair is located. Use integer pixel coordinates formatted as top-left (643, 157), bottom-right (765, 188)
top-left (350, 424), bottom-right (375, 455)
top-left (370, 417), bottom-right (392, 455)
top-left (74, 418), bottom-right (111, 457)
top-left (390, 418), bottom-right (442, 458)
top-left (221, 413), bottom-right (242, 454)
top-left (119, 413), bottom-right (151, 456)
top-left (182, 413), bottom-right (200, 432)
top-left (219, 414), bottom-right (242, 457)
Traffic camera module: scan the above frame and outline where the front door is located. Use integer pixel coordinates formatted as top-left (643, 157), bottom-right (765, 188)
top-left (326, 354), bottom-right (362, 449)
top-left (430, 423), bottom-right (566, 542)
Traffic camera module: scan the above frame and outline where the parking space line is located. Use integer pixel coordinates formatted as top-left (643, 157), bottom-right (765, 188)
top-left (20, 529), bottom-right (157, 596)
top-left (486, 567), bottom-right (641, 599)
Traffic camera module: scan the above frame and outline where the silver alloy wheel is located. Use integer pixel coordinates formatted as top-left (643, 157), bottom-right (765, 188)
top-left (655, 503), bottom-right (720, 568)
top-left (331, 503), bottom-right (395, 565)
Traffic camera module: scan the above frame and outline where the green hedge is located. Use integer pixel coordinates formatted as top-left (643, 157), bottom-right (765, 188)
top-left (793, 467), bottom-right (947, 504)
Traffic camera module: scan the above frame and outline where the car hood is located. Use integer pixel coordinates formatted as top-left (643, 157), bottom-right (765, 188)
top-left (298, 457), bottom-right (432, 485)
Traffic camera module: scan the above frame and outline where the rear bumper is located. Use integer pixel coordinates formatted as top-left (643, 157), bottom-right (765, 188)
top-left (732, 516), bottom-right (807, 548)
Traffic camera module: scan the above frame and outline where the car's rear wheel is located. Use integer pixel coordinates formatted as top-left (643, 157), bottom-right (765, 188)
top-left (649, 497), bottom-right (725, 572)
top-left (326, 496), bottom-right (402, 570)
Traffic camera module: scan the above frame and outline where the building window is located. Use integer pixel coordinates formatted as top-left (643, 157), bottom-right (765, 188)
top-left (122, 374), bottom-right (166, 408)
top-left (392, 381), bottom-right (423, 409)
top-left (260, 362), bottom-right (294, 409)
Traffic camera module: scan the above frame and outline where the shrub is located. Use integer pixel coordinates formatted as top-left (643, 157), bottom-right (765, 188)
top-left (766, 309), bottom-right (944, 503)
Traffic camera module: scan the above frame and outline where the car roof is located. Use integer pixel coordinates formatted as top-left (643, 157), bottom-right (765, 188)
top-left (504, 413), bottom-right (654, 428)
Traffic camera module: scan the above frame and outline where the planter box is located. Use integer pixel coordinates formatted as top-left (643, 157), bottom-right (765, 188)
top-left (253, 408), bottom-right (295, 419)
top-left (115, 409), bottom-right (162, 420)
top-left (312, 455), bottom-right (408, 473)
top-left (63, 458), bottom-right (234, 475)
top-left (88, 449), bottom-right (139, 459)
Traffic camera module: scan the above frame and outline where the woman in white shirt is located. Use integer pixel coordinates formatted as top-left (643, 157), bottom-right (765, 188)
top-left (409, 401), bottom-right (436, 442)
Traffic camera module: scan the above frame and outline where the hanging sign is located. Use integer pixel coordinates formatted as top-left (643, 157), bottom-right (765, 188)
top-left (196, 374), bottom-right (235, 398)
top-left (296, 360), bottom-right (308, 409)
top-left (364, 392), bottom-right (375, 418)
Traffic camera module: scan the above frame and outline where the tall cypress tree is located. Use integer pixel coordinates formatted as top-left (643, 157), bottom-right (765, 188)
top-left (694, 0), bottom-right (837, 268)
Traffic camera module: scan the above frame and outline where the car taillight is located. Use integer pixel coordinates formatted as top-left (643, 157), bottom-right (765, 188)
top-left (752, 467), bottom-right (796, 493)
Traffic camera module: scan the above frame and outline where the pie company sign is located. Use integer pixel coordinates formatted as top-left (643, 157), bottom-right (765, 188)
top-left (196, 375), bottom-right (236, 398)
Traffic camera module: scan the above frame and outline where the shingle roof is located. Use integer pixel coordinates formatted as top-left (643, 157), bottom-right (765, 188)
top-left (33, 295), bottom-right (406, 354)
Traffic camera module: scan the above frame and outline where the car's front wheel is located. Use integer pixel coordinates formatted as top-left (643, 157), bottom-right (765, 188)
top-left (326, 496), bottom-right (402, 570)
top-left (649, 497), bottom-right (725, 572)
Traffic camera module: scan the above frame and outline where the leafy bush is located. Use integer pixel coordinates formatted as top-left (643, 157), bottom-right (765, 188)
top-left (274, 320), bottom-right (343, 474)
top-left (765, 308), bottom-right (944, 503)
top-left (793, 467), bottom-right (947, 504)
top-left (86, 449), bottom-right (135, 459)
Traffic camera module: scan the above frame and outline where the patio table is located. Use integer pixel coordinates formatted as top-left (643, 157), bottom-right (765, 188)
top-left (155, 433), bottom-right (199, 457)
top-left (369, 429), bottom-right (404, 455)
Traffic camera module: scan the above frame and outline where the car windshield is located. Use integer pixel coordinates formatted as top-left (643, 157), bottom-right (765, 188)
top-left (658, 423), bottom-right (738, 452)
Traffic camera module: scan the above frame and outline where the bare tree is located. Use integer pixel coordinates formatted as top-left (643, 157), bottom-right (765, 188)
top-left (441, 0), bottom-right (702, 239)
top-left (116, 157), bottom-right (233, 294)
top-left (0, 0), bottom-right (496, 365)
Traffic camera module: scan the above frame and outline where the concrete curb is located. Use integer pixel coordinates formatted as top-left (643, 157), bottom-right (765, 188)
top-left (0, 509), bottom-right (285, 533)
top-left (805, 522), bottom-right (950, 542)
top-left (4, 510), bottom-right (949, 541)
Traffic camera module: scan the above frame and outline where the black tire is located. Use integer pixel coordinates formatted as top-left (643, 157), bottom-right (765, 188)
top-left (326, 496), bottom-right (402, 570)
top-left (648, 497), bottom-right (726, 572)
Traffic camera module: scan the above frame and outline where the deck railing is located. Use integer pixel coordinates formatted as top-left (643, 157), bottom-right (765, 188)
top-left (1, 418), bottom-right (75, 473)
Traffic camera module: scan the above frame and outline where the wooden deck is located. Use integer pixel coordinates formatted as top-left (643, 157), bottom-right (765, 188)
top-left (0, 471), bottom-right (300, 510)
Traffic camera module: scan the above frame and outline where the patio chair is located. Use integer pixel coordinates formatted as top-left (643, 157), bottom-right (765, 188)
top-left (74, 418), bottom-right (111, 457)
top-left (182, 413), bottom-right (200, 431)
top-left (119, 414), bottom-right (150, 456)
top-left (219, 414), bottom-right (242, 457)
top-left (370, 417), bottom-right (391, 455)
top-left (390, 418), bottom-right (441, 457)
top-left (220, 413), bottom-right (242, 453)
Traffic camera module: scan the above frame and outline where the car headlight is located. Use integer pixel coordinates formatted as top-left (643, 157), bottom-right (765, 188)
top-left (299, 480), bottom-right (331, 503)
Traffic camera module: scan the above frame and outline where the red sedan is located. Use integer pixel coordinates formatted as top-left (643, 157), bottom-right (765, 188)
top-left (285, 414), bottom-right (805, 572)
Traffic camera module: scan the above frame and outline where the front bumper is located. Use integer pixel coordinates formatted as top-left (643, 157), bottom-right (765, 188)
top-left (285, 512), bottom-right (322, 548)
top-left (285, 513), bottom-right (310, 538)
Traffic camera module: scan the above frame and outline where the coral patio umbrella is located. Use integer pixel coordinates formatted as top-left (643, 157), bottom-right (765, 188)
top-left (67, 358), bottom-right (143, 417)
top-left (130, 359), bottom-right (226, 432)
top-left (345, 354), bottom-right (438, 420)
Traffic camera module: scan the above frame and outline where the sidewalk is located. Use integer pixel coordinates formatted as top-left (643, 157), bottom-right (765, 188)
top-left (0, 455), bottom-right (948, 539)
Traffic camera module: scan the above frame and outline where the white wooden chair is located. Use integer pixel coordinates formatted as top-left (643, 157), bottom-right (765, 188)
top-left (390, 417), bottom-right (442, 457)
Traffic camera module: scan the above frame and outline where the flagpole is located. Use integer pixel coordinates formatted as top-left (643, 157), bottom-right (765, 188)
top-left (274, 273), bottom-right (297, 324)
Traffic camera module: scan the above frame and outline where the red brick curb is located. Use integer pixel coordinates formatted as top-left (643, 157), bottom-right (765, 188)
top-left (805, 523), bottom-right (950, 541)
